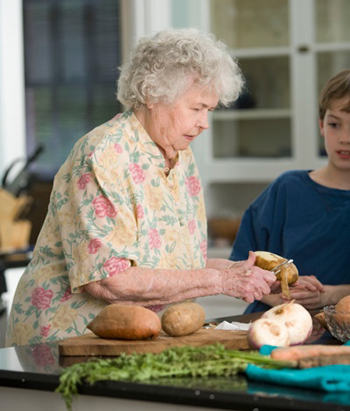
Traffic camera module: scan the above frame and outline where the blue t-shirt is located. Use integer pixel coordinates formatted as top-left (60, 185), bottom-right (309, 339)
top-left (229, 170), bottom-right (350, 314)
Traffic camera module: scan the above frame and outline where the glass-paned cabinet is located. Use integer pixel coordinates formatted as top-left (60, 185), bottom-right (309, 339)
top-left (315, 0), bottom-right (350, 155)
top-left (210, 0), bottom-right (292, 160)
top-left (173, 0), bottom-right (350, 220)
top-left (169, 0), bottom-right (350, 254)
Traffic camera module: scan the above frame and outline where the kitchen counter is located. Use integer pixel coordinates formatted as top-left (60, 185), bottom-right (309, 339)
top-left (1, 312), bottom-right (350, 411)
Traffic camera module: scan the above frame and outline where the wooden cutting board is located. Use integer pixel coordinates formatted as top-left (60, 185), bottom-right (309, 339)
top-left (58, 328), bottom-right (249, 357)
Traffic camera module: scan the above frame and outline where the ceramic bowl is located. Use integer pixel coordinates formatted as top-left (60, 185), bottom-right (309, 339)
top-left (323, 305), bottom-right (350, 343)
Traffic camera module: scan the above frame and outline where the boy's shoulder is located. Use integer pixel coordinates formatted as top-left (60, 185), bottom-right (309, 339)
top-left (275, 169), bottom-right (309, 185)
top-left (261, 170), bottom-right (310, 198)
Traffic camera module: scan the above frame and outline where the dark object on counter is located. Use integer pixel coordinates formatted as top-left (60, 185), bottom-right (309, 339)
top-left (2, 144), bottom-right (44, 198)
top-left (0, 299), bottom-right (5, 317)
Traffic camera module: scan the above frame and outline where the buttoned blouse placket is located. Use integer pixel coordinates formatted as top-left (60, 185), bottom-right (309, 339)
top-left (129, 112), bottom-right (197, 270)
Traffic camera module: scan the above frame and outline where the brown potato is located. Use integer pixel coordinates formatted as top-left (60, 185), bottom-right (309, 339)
top-left (254, 251), bottom-right (299, 299)
top-left (87, 304), bottom-right (161, 340)
top-left (161, 302), bottom-right (205, 337)
top-left (335, 295), bottom-right (350, 313)
top-left (334, 296), bottom-right (350, 327)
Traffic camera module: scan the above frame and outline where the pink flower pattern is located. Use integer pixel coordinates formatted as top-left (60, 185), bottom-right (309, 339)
top-left (31, 287), bottom-right (54, 310)
top-left (60, 287), bottom-right (73, 302)
top-left (129, 163), bottom-right (146, 184)
top-left (148, 228), bottom-right (161, 249)
top-left (88, 238), bottom-right (103, 254)
top-left (103, 257), bottom-right (130, 276)
top-left (188, 219), bottom-right (196, 235)
top-left (136, 204), bottom-right (144, 219)
top-left (40, 324), bottom-right (51, 337)
top-left (77, 173), bottom-right (91, 189)
top-left (92, 196), bottom-right (117, 218)
top-left (200, 239), bottom-right (208, 261)
top-left (185, 176), bottom-right (201, 197)
top-left (32, 345), bottom-right (55, 366)
top-left (114, 143), bottom-right (123, 153)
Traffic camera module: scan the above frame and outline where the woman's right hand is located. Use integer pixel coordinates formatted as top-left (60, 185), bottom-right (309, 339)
top-left (221, 251), bottom-right (277, 303)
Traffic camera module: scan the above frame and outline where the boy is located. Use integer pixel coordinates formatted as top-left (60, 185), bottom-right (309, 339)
top-left (230, 69), bottom-right (350, 313)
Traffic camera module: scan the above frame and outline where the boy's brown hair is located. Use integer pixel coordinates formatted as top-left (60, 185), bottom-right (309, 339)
top-left (319, 69), bottom-right (350, 119)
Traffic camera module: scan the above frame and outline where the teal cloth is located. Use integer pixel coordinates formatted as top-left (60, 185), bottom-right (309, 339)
top-left (246, 341), bottom-right (350, 392)
top-left (246, 364), bottom-right (350, 392)
top-left (259, 345), bottom-right (277, 355)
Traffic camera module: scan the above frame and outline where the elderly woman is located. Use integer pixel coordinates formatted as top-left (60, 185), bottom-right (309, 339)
top-left (6, 28), bottom-right (276, 346)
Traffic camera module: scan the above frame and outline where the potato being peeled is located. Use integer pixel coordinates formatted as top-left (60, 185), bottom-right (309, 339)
top-left (254, 251), bottom-right (299, 299)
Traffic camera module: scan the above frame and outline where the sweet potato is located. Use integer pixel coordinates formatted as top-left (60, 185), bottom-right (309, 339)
top-left (161, 302), bottom-right (205, 337)
top-left (87, 304), bottom-right (161, 340)
top-left (335, 295), bottom-right (350, 313)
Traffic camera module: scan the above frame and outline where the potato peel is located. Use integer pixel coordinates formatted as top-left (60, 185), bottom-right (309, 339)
top-left (280, 270), bottom-right (290, 299)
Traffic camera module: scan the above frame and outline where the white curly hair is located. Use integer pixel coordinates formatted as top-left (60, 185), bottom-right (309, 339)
top-left (117, 28), bottom-right (243, 109)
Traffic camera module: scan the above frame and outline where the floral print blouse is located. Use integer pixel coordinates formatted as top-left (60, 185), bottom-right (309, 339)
top-left (6, 110), bottom-right (207, 346)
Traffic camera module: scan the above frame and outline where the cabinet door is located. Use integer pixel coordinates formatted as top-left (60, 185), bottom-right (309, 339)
top-left (315, 0), bottom-right (350, 156)
top-left (209, 0), bottom-right (292, 159)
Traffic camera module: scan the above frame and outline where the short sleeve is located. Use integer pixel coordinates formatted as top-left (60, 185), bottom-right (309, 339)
top-left (55, 148), bottom-right (140, 293)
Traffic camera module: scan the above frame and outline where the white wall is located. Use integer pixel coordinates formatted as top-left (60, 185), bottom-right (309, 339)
top-left (0, 0), bottom-right (26, 180)
top-left (122, 0), bottom-right (172, 57)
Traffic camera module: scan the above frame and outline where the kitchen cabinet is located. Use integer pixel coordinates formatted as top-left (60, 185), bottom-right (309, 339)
top-left (188, 0), bottom-right (350, 218)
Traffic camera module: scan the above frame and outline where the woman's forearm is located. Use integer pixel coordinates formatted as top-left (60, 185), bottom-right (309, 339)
top-left (84, 251), bottom-right (277, 305)
top-left (84, 266), bottom-right (223, 306)
top-left (206, 258), bottom-right (232, 270)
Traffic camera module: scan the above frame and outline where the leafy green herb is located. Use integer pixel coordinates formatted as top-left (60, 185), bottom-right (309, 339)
top-left (56, 343), bottom-right (296, 411)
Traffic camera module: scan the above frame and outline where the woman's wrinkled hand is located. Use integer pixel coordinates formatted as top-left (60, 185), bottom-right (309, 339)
top-left (221, 251), bottom-right (277, 303)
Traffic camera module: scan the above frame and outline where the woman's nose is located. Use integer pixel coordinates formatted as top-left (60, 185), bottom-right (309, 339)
top-left (198, 111), bottom-right (209, 129)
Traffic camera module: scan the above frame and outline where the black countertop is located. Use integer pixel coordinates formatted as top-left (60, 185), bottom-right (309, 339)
top-left (1, 313), bottom-right (350, 411)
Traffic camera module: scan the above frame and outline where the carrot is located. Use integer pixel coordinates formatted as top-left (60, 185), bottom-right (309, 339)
top-left (271, 344), bottom-right (350, 361)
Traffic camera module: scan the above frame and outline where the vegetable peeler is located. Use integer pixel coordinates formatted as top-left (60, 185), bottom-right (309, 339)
top-left (271, 259), bottom-right (293, 275)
